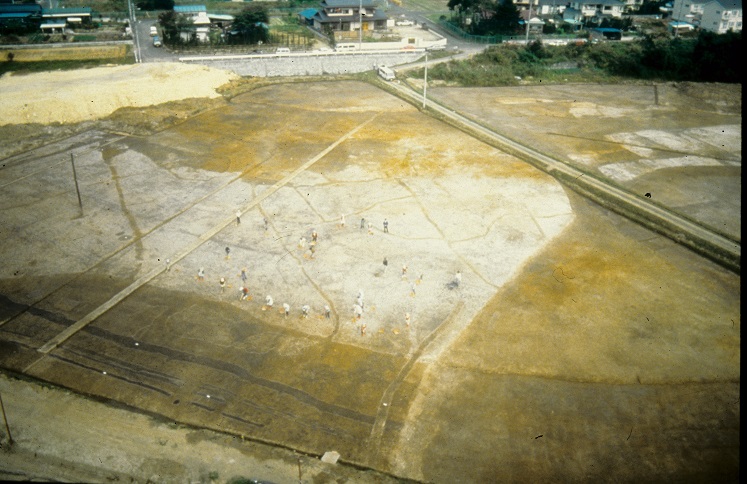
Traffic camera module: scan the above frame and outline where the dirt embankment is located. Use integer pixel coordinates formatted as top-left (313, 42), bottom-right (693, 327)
top-left (0, 62), bottom-right (238, 126)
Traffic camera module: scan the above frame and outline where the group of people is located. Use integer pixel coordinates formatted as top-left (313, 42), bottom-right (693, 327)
top-left (190, 211), bottom-right (462, 332)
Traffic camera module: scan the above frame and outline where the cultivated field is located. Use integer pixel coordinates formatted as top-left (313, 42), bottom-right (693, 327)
top-left (0, 65), bottom-right (740, 482)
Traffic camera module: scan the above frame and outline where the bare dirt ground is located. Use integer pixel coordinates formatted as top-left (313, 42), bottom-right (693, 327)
top-left (0, 64), bottom-right (740, 482)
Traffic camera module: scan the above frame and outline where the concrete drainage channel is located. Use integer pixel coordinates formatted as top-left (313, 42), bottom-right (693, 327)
top-left (179, 51), bottom-right (424, 77)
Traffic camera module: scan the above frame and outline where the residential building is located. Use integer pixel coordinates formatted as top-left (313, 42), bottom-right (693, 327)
top-left (567, 0), bottom-right (626, 19)
top-left (700, 0), bottom-right (742, 32)
top-left (312, 0), bottom-right (388, 36)
top-left (618, 0), bottom-right (645, 12)
top-left (173, 4), bottom-right (235, 42)
top-left (671, 0), bottom-right (708, 21)
top-left (537, 0), bottom-right (567, 16)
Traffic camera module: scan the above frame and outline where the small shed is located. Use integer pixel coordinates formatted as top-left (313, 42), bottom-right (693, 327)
top-left (298, 8), bottom-right (317, 26)
top-left (40, 22), bottom-right (66, 33)
top-left (591, 27), bottom-right (622, 40)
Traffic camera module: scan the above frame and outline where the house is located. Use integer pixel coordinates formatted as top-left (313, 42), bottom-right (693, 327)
top-left (42, 7), bottom-right (92, 25)
top-left (671, 0), bottom-right (709, 22)
top-left (619, 0), bottom-right (645, 12)
top-left (312, 0), bottom-right (388, 37)
top-left (0, 3), bottom-right (42, 31)
top-left (567, 0), bottom-right (626, 20)
top-left (700, 0), bottom-right (742, 32)
top-left (173, 5), bottom-right (235, 42)
top-left (1, 4), bottom-right (91, 34)
top-left (298, 8), bottom-right (317, 26)
top-left (561, 7), bottom-right (585, 29)
top-left (671, 0), bottom-right (741, 32)
top-left (536, 0), bottom-right (567, 16)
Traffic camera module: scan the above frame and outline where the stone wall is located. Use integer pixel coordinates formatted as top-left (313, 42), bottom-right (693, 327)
top-left (179, 51), bottom-right (423, 77)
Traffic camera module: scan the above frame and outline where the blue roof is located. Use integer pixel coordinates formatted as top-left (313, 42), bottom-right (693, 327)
top-left (299, 8), bottom-right (317, 20)
top-left (174, 5), bottom-right (207, 13)
top-left (593, 28), bottom-right (622, 33)
top-left (43, 7), bottom-right (92, 15)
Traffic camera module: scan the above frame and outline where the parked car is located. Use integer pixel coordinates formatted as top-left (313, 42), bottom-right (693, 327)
top-left (152, 35), bottom-right (162, 47)
top-left (276, 47), bottom-right (290, 55)
top-left (149, 25), bottom-right (157, 36)
top-left (396, 19), bottom-right (414, 26)
top-left (376, 65), bottom-right (396, 81)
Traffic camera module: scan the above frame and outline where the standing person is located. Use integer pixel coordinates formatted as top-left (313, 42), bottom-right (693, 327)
top-left (340, 214), bottom-right (346, 228)
top-left (324, 305), bottom-right (331, 319)
top-left (241, 268), bottom-right (248, 283)
top-left (311, 229), bottom-right (318, 243)
top-left (236, 210), bottom-right (241, 226)
top-left (383, 219), bottom-right (389, 233)
top-left (263, 217), bottom-right (269, 231)
top-left (264, 295), bottom-right (273, 310)
top-left (302, 305), bottom-right (310, 318)
top-left (405, 312), bottom-right (411, 327)
top-left (219, 277), bottom-right (226, 293)
top-left (165, 259), bottom-right (171, 272)
top-left (368, 222), bottom-right (374, 235)
top-left (197, 267), bottom-right (205, 282)
top-left (383, 257), bottom-right (388, 274)
top-left (360, 217), bottom-right (366, 230)
top-left (309, 242), bottom-right (316, 259)
top-left (298, 236), bottom-right (307, 250)
top-left (455, 270), bottom-right (462, 287)
top-left (353, 304), bottom-right (363, 320)
top-left (401, 263), bottom-right (408, 279)
top-left (410, 283), bottom-right (416, 297)
top-left (225, 247), bottom-right (231, 259)
top-left (239, 286), bottom-right (249, 301)
top-left (283, 303), bottom-right (290, 318)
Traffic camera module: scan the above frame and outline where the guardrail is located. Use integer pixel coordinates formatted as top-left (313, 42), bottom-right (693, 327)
top-left (179, 48), bottom-right (425, 62)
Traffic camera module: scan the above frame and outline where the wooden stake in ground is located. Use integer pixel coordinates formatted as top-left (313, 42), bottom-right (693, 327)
top-left (0, 391), bottom-right (12, 447)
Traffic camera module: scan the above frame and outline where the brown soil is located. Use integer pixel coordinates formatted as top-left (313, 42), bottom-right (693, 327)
top-left (0, 66), bottom-right (740, 483)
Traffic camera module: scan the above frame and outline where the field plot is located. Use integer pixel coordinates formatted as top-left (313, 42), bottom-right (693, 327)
top-left (0, 79), bottom-right (740, 482)
top-left (0, 80), bottom-right (572, 472)
top-left (429, 83), bottom-right (742, 240)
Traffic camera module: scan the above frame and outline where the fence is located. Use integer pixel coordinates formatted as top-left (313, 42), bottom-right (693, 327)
top-left (438, 20), bottom-right (500, 44)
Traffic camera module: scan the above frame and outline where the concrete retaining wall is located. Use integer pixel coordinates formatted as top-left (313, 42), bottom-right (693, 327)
top-left (179, 51), bottom-right (424, 77)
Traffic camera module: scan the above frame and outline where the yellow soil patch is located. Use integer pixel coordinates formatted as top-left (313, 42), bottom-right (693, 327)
top-left (1, 44), bottom-right (128, 62)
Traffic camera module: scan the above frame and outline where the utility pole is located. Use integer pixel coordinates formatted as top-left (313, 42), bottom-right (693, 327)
top-left (422, 51), bottom-right (428, 108)
top-left (71, 152), bottom-right (83, 214)
top-left (359, 0), bottom-right (363, 51)
top-left (0, 392), bottom-right (12, 447)
top-left (525, 1), bottom-right (533, 44)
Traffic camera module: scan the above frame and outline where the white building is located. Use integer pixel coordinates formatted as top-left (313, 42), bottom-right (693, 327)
top-left (700, 0), bottom-right (742, 32)
top-left (567, 0), bottom-right (626, 19)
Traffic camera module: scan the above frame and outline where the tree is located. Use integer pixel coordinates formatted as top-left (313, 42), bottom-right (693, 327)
top-left (230, 5), bottom-right (270, 44)
top-left (447, 0), bottom-right (489, 26)
top-left (158, 10), bottom-right (192, 44)
top-left (136, 0), bottom-right (175, 11)
top-left (471, 0), bottom-right (521, 36)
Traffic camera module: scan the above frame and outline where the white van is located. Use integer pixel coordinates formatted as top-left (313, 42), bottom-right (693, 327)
top-left (276, 47), bottom-right (290, 55)
top-left (377, 65), bottom-right (396, 81)
top-left (149, 25), bottom-right (157, 36)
